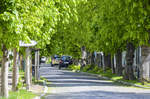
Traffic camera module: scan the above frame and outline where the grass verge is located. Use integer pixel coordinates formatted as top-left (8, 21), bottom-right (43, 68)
top-left (68, 65), bottom-right (150, 88)
top-left (0, 89), bottom-right (37, 99)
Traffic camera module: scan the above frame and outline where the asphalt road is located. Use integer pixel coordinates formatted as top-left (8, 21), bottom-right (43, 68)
top-left (39, 64), bottom-right (150, 99)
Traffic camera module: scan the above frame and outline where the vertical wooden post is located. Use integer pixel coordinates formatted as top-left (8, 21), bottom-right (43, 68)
top-left (37, 50), bottom-right (40, 80)
top-left (25, 47), bottom-right (31, 90)
top-left (35, 51), bottom-right (38, 81)
top-left (30, 54), bottom-right (32, 84)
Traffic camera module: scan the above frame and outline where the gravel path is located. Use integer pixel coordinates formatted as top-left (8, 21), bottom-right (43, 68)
top-left (40, 65), bottom-right (150, 99)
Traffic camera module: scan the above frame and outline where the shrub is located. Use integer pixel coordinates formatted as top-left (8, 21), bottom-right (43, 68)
top-left (82, 65), bottom-right (91, 72)
top-left (68, 65), bottom-right (81, 72)
top-left (92, 66), bottom-right (100, 72)
top-left (17, 77), bottom-right (24, 90)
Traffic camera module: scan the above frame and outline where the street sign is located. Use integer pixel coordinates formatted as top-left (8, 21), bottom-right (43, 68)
top-left (19, 40), bottom-right (37, 47)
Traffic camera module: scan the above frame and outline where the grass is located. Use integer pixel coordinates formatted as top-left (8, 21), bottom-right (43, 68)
top-left (0, 89), bottom-right (37, 99)
top-left (19, 70), bottom-right (25, 75)
top-left (33, 76), bottom-right (50, 85)
top-left (68, 65), bottom-right (150, 88)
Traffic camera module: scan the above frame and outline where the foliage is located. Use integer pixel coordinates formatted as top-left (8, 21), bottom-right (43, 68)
top-left (82, 65), bottom-right (91, 72)
top-left (46, 57), bottom-right (52, 64)
top-left (0, 0), bottom-right (150, 61)
top-left (17, 77), bottom-right (24, 90)
top-left (0, 0), bottom-right (60, 55)
top-left (68, 65), bottom-right (81, 72)
top-left (41, 0), bottom-right (150, 80)
top-left (45, 0), bottom-right (150, 57)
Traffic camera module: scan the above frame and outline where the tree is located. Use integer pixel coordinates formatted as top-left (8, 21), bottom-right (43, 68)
top-left (0, 0), bottom-right (22, 97)
top-left (12, 48), bottom-right (19, 91)
top-left (0, 0), bottom-right (60, 97)
top-left (1, 45), bottom-right (9, 98)
top-left (49, 0), bottom-right (150, 81)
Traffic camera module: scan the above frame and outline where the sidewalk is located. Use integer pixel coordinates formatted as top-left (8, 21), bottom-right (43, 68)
top-left (30, 84), bottom-right (44, 94)
top-left (31, 83), bottom-right (48, 99)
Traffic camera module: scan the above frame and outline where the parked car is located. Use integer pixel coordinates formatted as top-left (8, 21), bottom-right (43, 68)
top-left (59, 56), bottom-right (72, 69)
top-left (40, 56), bottom-right (46, 63)
top-left (51, 55), bottom-right (61, 66)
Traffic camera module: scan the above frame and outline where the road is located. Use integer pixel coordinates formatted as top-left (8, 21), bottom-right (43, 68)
top-left (39, 64), bottom-right (150, 99)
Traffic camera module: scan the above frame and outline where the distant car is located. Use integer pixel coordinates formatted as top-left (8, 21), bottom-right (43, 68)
top-left (51, 56), bottom-right (61, 66)
top-left (40, 57), bottom-right (46, 63)
top-left (59, 56), bottom-right (72, 68)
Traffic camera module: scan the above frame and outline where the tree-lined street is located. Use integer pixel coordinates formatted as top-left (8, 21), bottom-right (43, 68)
top-left (1, 0), bottom-right (150, 98)
top-left (39, 64), bottom-right (150, 99)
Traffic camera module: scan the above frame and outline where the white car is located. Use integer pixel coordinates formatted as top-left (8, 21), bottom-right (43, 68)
top-left (41, 57), bottom-right (46, 63)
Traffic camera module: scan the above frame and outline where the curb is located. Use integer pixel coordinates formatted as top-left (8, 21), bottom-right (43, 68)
top-left (40, 85), bottom-right (48, 97)
top-left (79, 72), bottom-right (110, 80)
top-left (33, 81), bottom-right (48, 99)
top-left (78, 71), bottom-right (150, 89)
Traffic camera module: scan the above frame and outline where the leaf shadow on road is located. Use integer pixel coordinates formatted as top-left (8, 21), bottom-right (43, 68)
top-left (44, 70), bottom-right (133, 88)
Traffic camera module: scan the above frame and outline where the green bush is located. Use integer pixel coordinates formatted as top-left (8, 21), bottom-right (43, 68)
top-left (82, 65), bottom-right (91, 72)
top-left (46, 57), bottom-right (51, 64)
top-left (68, 65), bottom-right (81, 72)
top-left (17, 77), bottom-right (24, 90)
top-left (92, 66), bottom-right (100, 73)
top-left (9, 66), bottom-right (13, 71)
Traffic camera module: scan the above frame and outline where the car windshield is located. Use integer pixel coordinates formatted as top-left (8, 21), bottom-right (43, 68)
top-left (56, 57), bottom-right (61, 60)
top-left (54, 55), bottom-right (60, 59)
top-left (62, 56), bottom-right (70, 61)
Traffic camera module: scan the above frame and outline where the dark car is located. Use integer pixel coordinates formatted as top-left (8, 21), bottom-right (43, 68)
top-left (59, 56), bottom-right (72, 69)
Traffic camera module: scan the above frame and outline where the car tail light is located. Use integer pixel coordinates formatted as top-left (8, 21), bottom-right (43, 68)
top-left (60, 60), bottom-right (63, 63)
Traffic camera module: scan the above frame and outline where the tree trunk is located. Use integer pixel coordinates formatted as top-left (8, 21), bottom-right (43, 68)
top-left (1, 45), bottom-right (9, 98)
top-left (123, 42), bottom-right (136, 80)
top-left (111, 55), bottom-right (115, 74)
top-left (86, 52), bottom-right (90, 65)
top-left (25, 47), bottom-right (31, 90)
top-left (81, 46), bottom-right (87, 69)
top-left (102, 53), bottom-right (105, 72)
top-left (91, 52), bottom-right (95, 67)
top-left (97, 53), bottom-right (101, 67)
top-left (12, 48), bottom-right (19, 91)
top-left (116, 50), bottom-right (122, 76)
top-left (104, 54), bottom-right (111, 68)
